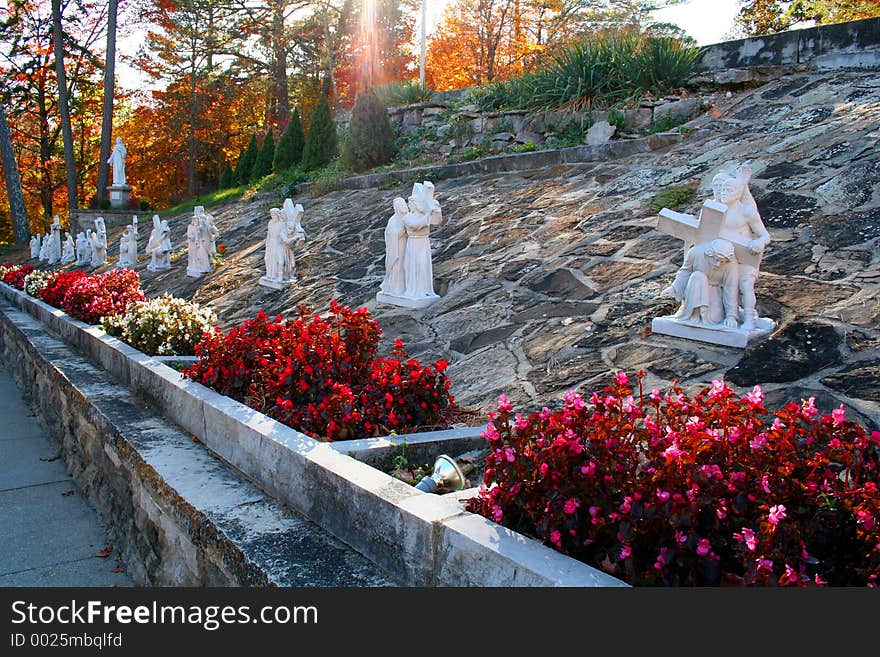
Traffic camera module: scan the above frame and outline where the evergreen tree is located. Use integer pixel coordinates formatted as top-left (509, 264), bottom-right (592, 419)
top-left (273, 109), bottom-right (305, 172)
top-left (343, 89), bottom-right (396, 172)
top-left (236, 134), bottom-right (259, 184)
top-left (252, 130), bottom-right (275, 180)
top-left (219, 161), bottom-right (235, 189)
top-left (301, 94), bottom-right (338, 171)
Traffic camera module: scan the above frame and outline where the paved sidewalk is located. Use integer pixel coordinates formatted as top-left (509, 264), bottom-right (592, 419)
top-left (0, 367), bottom-right (133, 586)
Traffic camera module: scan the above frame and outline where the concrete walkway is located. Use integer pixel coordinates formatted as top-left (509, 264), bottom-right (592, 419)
top-left (0, 367), bottom-right (133, 586)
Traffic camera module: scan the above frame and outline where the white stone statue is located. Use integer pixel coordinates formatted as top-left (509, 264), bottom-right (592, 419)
top-left (146, 215), bottom-right (172, 272)
top-left (30, 234), bottom-right (41, 259)
top-left (38, 233), bottom-right (49, 261)
top-left (61, 232), bottom-right (76, 264)
top-left (194, 206), bottom-right (220, 256)
top-left (186, 213), bottom-right (212, 278)
top-left (75, 231), bottom-right (91, 266)
top-left (652, 164), bottom-right (774, 348)
top-left (378, 197), bottom-right (409, 297)
top-left (108, 137), bottom-right (127, 186)
top-left (117, 225), bottom-right (138, 268)
top-left (46, 216), bottom-right (63, 265)
top-left (259, 205), bottom-right (305, 289)
top-left (376, 181), bottom-right (443, 309)
top-left (90, 217), bottom-right (107, 267)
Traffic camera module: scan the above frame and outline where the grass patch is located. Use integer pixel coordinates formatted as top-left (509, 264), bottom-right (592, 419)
top-left (646, 112), bottom-right (690, 135)
top-left (649, 184), bottom-right (698, 213)
top-left (158, 186), bottom-right (247, 218)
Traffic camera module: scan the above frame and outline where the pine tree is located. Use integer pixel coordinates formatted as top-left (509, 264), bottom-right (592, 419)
top-left (273, 109), bottom-right (305, 172)
top-left (219, 161), bottom-right (235, 189)
top-left (301, 94), bottom-right (338, 171)
top-left (252, 130), bottom-right (275, 180)
top-left (236, 134), bottom-right (259, 184)
top-left (343, 90), bottom-right (396, 172)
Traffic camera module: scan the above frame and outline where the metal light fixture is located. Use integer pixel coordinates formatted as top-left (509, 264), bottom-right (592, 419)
top-left (414, 454), bottom-right (466, 494)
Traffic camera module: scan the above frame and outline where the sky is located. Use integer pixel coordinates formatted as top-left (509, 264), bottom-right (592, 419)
top-left (117, 0), bottom-right (744, 91)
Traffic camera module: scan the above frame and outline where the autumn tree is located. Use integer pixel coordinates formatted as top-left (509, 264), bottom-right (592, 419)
top-left (737, 0), bottom-right (880, 35)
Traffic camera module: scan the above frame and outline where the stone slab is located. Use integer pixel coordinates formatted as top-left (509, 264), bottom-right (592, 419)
top-left (651, 316), bottom-right (775, 348)
top-left (376, 291), bottom-right (441, 309)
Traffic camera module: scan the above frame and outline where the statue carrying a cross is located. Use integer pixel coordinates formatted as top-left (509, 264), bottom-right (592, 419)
top-left (652, 163), bottom-right (775, 348)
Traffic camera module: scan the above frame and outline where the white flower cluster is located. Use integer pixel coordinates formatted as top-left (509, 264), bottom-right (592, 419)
top-left (22, 269), bottom-right (54, 297)
top-left (103, 293), bottom-right (217, 356)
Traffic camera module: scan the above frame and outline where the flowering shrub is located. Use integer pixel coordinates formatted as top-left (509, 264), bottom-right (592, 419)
top-left (62, 268), bottom-right (145, 325)
top-left (2, 265), bottom-right (35, 290)
top-left (184, 302), bottom-right (454, 440)
top-left (22, 269), bottom-right (56, 297)
top-left (103, 293), bottom-right (217, 356)
top-left (39, 271), bottom-right (87, 308)
top-left (466, 373), bottom-right (880, 587)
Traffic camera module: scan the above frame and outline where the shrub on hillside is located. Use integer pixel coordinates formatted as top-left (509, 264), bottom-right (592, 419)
top-left (183, 302), bottom-right (454, 441)
top-left (62, 268), bottom-right (145, 325)
top-left (103, 293), bottom-right (217, 356)
top-left (236, 134), bottom-right (260, 185)
top-left (219, 162), bottom-right (235, 189)
top-left (252, 130), bottom-right (275, 180)
top-left (466, 373), bottom-right (880, 587)
top-left (374, 81), bottom-right (434, 107)
top-left (273, 109), bottom-right (305, 172)
top-left (301, 94), bottom-right (338, 171)
top-left (39, 270), bottom-right (87, 308)
top-left (343, 90), bottom-right (396, 172)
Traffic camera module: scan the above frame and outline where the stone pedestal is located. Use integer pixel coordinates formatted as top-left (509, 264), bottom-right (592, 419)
top-left (651, 316), bottom-right (775, 348)
top-left (376, 291), bottom-right (440, 310)
top-left (107, 185), bottom-right (131, 210)
top-left (259, 276), bottom-right (297, 290)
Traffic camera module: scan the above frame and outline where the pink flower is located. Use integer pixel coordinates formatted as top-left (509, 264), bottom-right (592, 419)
top-left (696, 538), bottom-right (711, 556)
top-left (539, 462), bottom-right (549, 477)
top-left (741, 527), bottom-right (757, 551)
top-left (588, 506), bottom-right (600, 517)
top-left (563, 498), bottom-right (580, 514)
top-left (832, 405), bottom-right (846, 426)
top-left (749, 433), bottom-right (768, 450)
top-left (769, 504), bottom-right (787, 525)
top-left (656, 489), bottom-right (670, 502)
top-left (497, 393), bottom-right (512, 412)
top-left (650, 388), bottom-right (661, 402)
top-left (615, 371), bottom-right (629, 386)
top-left (514, 413), bottom-right (529, 431)
top-left (563, 389), bottom-right (585, 410)
top-left (503, 447), bottom-right (516, 463)
top-left (549, 529), bottom-right (562, 546)
top-left (745, 385), bottom-right (764, 405)
top-left (761, 475), bottom-right (771, 494)
top-left (801, 396), bottom-right (818, 419)
top-left (620, 545), bottom-right (632, 560)
top-left (491, 505), bottom-right (503, 522)
top-left (708, 379), bottom-right (727, 399)
top-left (662, 441), bottom-right (683, 460)
top-left (483, 422), bottom-right (500, 442)
top-left (621, 395), bottom-right (637, 413)
top-left (580, 461), bottom-right (596, 477)
top-left (675, 530), bottom-right (687, 544)
top-left (757, 558), bottom-right (774, 572)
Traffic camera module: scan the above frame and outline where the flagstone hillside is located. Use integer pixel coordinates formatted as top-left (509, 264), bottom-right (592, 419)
top-left (12, 67), bottom-right (880, 429)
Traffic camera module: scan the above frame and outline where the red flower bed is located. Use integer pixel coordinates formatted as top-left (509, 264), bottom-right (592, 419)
top-left (39, 270), bottom-right (87, 308)
top-left (184, 302), bottom-right (454, 441)
top-left (62, 268), bottom-right (145, 324)
top-left (466, 372), bottom-right (880, 586)
top-left (2, 265), bottom-right (35, 290)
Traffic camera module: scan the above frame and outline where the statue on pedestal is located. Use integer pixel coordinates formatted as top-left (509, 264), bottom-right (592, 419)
top-left (376, 181), bottom-right (444, 309)
top-left (61, 232), bottom-right (76, 264)
top-left (109, 137), bottom-right (127, 187)
top-left (47, 216), bottom-right (63, 265)
top-left (652, 163), bottom-right (774, 348)
top-left (90, 217), bottom-right (107, 267)
top-left (146, 215), bottom-right (172, 272)
top-left (30, 234), bottom-right (41, 259)
top-left (75, 232), bottom-right (91, 266)
top-left (259, 201), bottom-right (306, 289)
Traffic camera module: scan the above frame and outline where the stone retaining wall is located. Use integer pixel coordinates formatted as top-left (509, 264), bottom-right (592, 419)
top-left (698, 16), bottom-right (880, 71)
top-left (0, 296), bottom-right (394, 587)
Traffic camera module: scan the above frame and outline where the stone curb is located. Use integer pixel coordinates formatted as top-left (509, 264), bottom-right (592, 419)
top-left (294, 133), bottom-right (682, 196)
top-left (0, 282), bottom-right (628, 587)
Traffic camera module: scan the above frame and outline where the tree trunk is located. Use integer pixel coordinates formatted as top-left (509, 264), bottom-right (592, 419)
top-left (271, 1), bottom-right (289, 125)
top-left (96, 0), bottom-right (118, 203)
top-left (52, 0), bottom-right (79, 212)
top-left (0, 102), bottom-right (30, 243)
